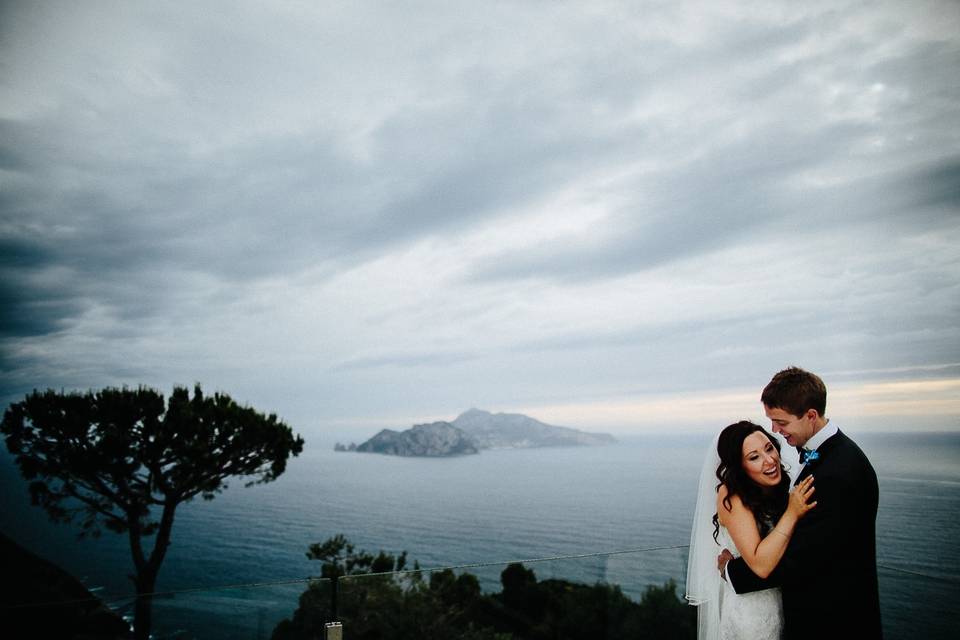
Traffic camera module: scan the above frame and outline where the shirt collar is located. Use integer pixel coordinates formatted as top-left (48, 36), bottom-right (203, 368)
top-left (803, 419), bottom-right (838, 452)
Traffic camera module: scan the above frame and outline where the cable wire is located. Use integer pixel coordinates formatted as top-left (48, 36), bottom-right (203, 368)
top-left (877, 563), bottom-right (960, 584)
top-left (3, 544), bottom-right (688, 610)
top-left (339, 543), bottom-right (692, 581)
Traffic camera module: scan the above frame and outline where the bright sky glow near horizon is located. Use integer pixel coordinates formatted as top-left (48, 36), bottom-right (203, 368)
top-left (2, 1), bottom-right (959, 438)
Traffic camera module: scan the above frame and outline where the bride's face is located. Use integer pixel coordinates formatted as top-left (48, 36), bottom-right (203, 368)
top-left (741, 431), bottom-right (782, 487)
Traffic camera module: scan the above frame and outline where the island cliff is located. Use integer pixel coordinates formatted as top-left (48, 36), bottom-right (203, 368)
top-left (355, 421), bottom-right (479, 457)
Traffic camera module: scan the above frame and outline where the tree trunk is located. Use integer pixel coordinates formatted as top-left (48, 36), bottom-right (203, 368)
top-left (128, 502), bottom-right (176, 640)
top-left (133, 568), bottom-right (157, 640)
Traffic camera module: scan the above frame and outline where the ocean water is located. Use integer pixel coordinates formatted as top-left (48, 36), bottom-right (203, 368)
top-left (2, 431), bottom-right (958, 639)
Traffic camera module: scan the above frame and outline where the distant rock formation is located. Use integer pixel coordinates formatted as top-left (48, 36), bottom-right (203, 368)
top-left (340, 409), bottom-right (616, 457)
top-left (452, 408), bottom-right (617, 449)
top-left (354, 421), bottom-right (479, 457)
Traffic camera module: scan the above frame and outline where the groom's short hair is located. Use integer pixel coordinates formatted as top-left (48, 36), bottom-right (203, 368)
top-left (761, 366), bottom-right (827, 418)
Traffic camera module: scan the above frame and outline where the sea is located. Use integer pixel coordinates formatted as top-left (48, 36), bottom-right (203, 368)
top-left (2, 430), bottom-right (958, 640)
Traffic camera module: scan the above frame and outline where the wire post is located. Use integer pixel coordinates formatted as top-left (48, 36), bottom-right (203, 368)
top-left (324, 621), bottom-right (343, 640)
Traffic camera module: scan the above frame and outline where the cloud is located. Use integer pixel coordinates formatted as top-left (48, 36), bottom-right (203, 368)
top-left (1, 1), bottom-right (958, 430)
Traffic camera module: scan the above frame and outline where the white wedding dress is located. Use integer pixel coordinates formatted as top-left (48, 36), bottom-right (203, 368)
top-left (716, 525), bottom-right (783, 640)
top-left (687, 434), bottom-right (792, 640)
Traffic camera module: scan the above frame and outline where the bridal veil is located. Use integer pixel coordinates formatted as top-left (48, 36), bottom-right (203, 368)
top-left (685, 434), bottom-right (722, 640)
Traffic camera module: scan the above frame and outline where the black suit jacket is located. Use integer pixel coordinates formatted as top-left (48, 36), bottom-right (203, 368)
top-left (726, 430), bottom-right (882, 640)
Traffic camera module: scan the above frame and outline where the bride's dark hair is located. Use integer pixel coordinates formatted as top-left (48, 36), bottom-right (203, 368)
top-left (712, 420), bottom-right (791, 543)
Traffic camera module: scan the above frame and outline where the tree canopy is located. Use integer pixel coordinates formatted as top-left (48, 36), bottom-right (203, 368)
top-left (1, 384), bottom-right (305, 640)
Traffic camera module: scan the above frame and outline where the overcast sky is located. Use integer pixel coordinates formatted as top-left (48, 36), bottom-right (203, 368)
top-left (2, 1), bottom-right (958, 437)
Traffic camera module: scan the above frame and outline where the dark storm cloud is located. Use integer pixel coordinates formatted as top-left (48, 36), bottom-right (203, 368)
top-left (0, 145), bottom-right (194, 339)
top-left (0, 274), bottom-right (78, 337)
top-left (908, 157), bottom-right (960, 211)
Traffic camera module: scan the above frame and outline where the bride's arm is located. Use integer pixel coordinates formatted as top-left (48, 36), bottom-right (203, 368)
top-left (716, 477), bottom-right (816, 579)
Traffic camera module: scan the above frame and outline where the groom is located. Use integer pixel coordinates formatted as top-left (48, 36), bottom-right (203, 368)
top-left (719, 366), bottom-right (882, 639)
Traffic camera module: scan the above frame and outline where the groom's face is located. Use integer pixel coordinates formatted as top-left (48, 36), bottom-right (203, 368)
top-left (765, 405), bottom-right (815, 447)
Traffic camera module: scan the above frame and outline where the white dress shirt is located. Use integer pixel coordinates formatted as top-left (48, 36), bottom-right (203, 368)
top-left (799, 420), bottom-right (838, 473)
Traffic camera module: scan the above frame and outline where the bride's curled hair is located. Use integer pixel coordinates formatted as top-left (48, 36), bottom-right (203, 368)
top-left (712, 420), bottom-right (791, 543)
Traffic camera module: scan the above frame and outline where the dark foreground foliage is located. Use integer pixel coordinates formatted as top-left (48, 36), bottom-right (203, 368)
top-left (273, 535), bottom-right (696, 640)
top-left (1, 530), bottom-right (132, 639)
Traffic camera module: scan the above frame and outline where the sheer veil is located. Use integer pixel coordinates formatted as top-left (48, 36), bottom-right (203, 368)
top-left (685, 433), bottom-right (722, 640)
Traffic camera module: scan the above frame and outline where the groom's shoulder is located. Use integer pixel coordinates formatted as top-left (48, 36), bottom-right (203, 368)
top-left (832, 429), bottom-right (867, 456)
top-left (827, 430), bottom-right (878, 478)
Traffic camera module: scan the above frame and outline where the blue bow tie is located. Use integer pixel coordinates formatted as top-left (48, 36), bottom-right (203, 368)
top-left (800, 449), bottom-right (820, 464)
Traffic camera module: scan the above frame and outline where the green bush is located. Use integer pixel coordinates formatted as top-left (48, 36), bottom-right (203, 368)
top-left (273, 536), bottom-right (695, 640)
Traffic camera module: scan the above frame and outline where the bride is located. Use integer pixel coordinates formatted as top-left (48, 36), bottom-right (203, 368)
top-left (686, 421), bottom-right (816, 640)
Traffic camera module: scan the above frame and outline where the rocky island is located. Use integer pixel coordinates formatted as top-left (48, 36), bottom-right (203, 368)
top-left (336, 409), bottom-right (616, 457)
top-left (350, 421), bottom-right (479, 457)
